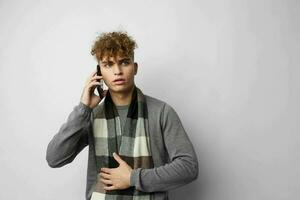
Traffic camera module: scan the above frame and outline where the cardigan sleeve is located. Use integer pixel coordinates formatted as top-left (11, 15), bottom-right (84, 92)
top-left (46, 102), bottom-right (92, 168)
top-left (130, 103), bottom-right (199, 192)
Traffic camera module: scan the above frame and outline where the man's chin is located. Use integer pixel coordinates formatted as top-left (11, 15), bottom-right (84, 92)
top-left (108, 85), bottom-right (133, 94)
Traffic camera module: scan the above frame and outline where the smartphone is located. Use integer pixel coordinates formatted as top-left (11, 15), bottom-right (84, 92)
top-left (96, 64), bottom-right (107, 98)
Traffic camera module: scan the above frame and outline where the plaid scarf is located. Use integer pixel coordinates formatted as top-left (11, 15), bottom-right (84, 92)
top-left (91, 85), bottom-right (154, 200)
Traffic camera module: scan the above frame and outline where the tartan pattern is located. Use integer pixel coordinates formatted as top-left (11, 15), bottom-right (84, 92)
top-left (91, 85), bottom-right (154, 200)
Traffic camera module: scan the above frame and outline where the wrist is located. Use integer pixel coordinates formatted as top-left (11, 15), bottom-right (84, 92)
top-left (128, 168), bottom-right (133, 186)
top-left (79, 101), bottom-right (93, 112)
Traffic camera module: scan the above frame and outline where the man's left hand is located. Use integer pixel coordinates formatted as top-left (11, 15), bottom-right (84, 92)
top-left (100, 152), bottom-right (133, 191)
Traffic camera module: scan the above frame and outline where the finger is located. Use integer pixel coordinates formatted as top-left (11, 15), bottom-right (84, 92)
top-left (100, 172), bottom-right (111, 179)
top-left (86, 70), bottom-right (98, 83)
top-left (103, 185), bottom-right (117, 191)
top-left (90, 75), bottom-right (103, 82)
top-left (100, 178), bottom-right (113, 185)
top-left (101, 167), bottom-right (112, 174)
top-left (113, 152), bottom-right (124, 165)
top-left (87, 79), bottom-right (101, 86)
top-left (87, 81), bottom-right (101, 90)
top-left (90, 69), bottom-right (97, 77)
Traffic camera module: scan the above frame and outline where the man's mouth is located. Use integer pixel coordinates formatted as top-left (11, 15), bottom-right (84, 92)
top-left (113, 78), bottom-right (125, 82)
top-left (113, 78), bottom-right (126, 85)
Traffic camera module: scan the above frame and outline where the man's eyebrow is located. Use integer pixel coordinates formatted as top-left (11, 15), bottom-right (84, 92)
top-left (101, 58), bottom-right (131, 64)
top-left (118, 58), bottom-right (131, 62)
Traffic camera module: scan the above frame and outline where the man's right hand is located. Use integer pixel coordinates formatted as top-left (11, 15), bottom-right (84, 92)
top-left (80, 69), bottom-right (108, 109)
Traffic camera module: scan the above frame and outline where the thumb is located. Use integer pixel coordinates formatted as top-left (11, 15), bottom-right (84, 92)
top-left (113, 152), bottom-right (124, 165)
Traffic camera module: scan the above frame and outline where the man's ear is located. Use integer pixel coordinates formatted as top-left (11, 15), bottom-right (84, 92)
top-left (134, 63), bottom-right (138, 75)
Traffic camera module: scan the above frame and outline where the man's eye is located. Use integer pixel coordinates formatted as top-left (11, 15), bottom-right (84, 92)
top-left (122, 61), bottom-right (130, 65)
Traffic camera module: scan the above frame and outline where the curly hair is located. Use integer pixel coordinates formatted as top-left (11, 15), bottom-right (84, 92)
top-left (91, 31), bottom-right (138, 62)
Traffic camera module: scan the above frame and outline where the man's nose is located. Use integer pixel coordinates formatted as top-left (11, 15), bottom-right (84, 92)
top-left (113, 64), bottom-right (123, 75)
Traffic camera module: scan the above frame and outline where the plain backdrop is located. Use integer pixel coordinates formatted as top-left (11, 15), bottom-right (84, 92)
top-left (0, 0), bottom-right (299, 199)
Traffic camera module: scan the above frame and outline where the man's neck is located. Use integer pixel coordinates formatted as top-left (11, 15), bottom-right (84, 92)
top-left (109, 85), bottom-right (135, 106)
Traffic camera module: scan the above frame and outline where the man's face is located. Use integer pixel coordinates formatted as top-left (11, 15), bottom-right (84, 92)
top-left (99, 54), bottom-right (138, 94)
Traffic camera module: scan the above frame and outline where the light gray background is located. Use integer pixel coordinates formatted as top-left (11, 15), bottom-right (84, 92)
top-left (0, 0), bottom-right (299, 199)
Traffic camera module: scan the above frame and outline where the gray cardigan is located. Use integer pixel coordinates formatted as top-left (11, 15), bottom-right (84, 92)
top-left (46, 94), bottom-right (199, 200)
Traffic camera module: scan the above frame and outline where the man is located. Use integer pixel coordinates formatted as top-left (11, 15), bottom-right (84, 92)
top-left (46, 31), bottom-right (198, 200)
